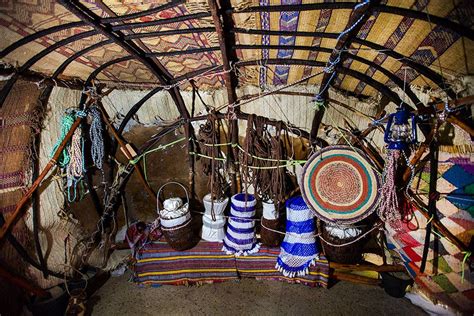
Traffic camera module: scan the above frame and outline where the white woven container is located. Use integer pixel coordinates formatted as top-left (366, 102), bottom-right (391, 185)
top-left (203, 194), bottom-right (229, 217)
top-left (160, 211), bottom-right (190, 228)
top-left (262, 200), bottom-right (279, 220)
top-left (201, 215), bottom-right (226, 242)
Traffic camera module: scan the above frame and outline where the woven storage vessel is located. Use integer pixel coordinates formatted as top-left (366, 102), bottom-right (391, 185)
top-left (276, 196), bottom-right (319, 277)
top-left (320, 222), bottom-right (369, 264)
top-left (260, 201), bottom-right (283, 247)
top-left (222, 193), bottom-right (260, 255)
top-left (201, 215), bottom-right (226, 242)
top-left (201, 194), bottom-right (228, 242)
top-left (158, 182), bottom-right (195, 251)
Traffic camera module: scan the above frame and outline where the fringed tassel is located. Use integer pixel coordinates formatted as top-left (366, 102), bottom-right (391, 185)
top-left (66, 126), bottom-right (85, 202)
top-left (222, 243), bottom-right (261, 257)
top-left (66, 127), bottom-right (84, 180)
top-left (275, 257), bottom-right (318, 278)
top-left (378, 149), bottom-right (402, 230)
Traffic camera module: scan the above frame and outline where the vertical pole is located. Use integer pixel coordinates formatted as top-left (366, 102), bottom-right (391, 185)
top-left (208, 0), bottom-right (240, 194)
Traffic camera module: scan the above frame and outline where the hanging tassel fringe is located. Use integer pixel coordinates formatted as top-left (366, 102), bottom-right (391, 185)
top-left (222, 242), bottom-right (261, 257)
top-left (378, 150), bottom-right (402, 230)
top-left (275, 257), bottom-right (318, 278)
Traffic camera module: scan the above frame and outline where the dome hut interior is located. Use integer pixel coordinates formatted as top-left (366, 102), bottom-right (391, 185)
top-left (0, 0), bottom-right (473, 315)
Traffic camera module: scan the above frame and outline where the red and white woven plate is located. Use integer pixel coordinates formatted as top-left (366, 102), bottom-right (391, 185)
top-left (300, 146), bottom-right (381, 224)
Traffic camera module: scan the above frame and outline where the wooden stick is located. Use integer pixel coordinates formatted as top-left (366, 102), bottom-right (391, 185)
top-left (447, 116), bottom-right (474, 137)
top-left (331, 262), bottom-right (406, 272)
top-left (97, 104), bottom-right (156, 202)
top-left (0, 116), bottom-right (82, 241)
top-left (409, 193), bottom-right (468, 253)
top-left (332, 271), bottom-right (381, 286)
top-left (402, 126), bottom-right (436, 183)
top-left (0, 264), bottom-right (49, 297)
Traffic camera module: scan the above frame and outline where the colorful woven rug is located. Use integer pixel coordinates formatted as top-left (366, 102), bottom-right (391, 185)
top-left (386, 153), bottom-right (474, 313)
top-left (134, 240), bottom-right (328, 288)
top-left (134, 241), bottom-right (239, 286)
top-left (300, 146), bottom-right (381, 224)
top-left (236, 246), bottom-right (329, 287)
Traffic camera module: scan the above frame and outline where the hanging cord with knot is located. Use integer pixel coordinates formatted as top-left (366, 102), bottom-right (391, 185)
top-left (197, 113), bottom-right (227, 219)
top-left (51, 110), bottom-right (76, 167)
top-left (242, 115), bottom-right (276, 201)
top-left (269, 122), bottom-right (287, 205)
top-left (89, 105), bottom-right (105, 170)
top-left (313, 0), bottom-right (370, 105)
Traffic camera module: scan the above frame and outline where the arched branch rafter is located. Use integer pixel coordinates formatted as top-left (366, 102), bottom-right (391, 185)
top-left (0, 21), bottom-right (86, 59)
top-left (234, 44), bottom-right (422, 107)
top-left (100, 0), bottom-right (185, 24)
top-left (233, 28), bottom-right (456, 99)
top-left (52, 39), bottom-right (114, 79)
top-left (0, 29), bottom-right (98, 107)
top-left (229, 3), bottom-right (473, 41)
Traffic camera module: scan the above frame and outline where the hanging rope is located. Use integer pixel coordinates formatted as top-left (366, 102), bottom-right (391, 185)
top-left (63, 110), bottom-right (87, 202)
top-left (269, 122), bottom-right (287, 205)
top-left (197, 113), bottom-right (227, 202)
top-left (50, 110), bottom-right (76, 167)
top-left (89, 105), bottom-right (105, 169)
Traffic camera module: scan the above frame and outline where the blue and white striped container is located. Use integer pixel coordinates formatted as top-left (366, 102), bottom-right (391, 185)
top-left (276, 196), bottom-right (319, 277)
top-left (222, 193), bottom-right (260, 256)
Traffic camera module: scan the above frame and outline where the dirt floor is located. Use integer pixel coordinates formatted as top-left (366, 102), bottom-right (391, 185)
top-left (89, 272), bottom-right (426, 315)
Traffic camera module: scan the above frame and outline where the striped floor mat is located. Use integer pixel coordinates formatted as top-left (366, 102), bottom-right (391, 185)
top-left (134, 241), bottom-right (329, 288)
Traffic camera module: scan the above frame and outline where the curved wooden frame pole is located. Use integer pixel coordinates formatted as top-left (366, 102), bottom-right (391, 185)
top-left (0, 92), bottom-right (109, 242)
top-left (0, 117), bottom-right (82, 241)
top-left (97, 104), bottom-right (156, 202)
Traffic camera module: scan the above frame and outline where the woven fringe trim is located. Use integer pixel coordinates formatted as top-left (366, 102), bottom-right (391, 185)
top-left (222, 242), bottom-right (261, 257)
top-left (275, 256), bottom-right (319, 278)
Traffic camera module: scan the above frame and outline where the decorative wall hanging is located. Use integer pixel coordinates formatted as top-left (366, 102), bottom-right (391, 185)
top-left (300, 145), bottom-right (381, 224)
top-left (276, 196), bottom-right (319, 277)
top-left (222, 193), bottom-right (260, 256)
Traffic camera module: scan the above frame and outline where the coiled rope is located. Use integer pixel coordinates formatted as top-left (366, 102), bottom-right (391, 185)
top-left (50, 110), bottom-right (76, 167)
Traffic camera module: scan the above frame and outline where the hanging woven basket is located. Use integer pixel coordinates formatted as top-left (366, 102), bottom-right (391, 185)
top-left (158, 182), bottom-right (196, 251)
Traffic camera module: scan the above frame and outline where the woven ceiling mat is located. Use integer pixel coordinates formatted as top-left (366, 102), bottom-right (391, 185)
top-left (300, 145), bottom-right (381, 224)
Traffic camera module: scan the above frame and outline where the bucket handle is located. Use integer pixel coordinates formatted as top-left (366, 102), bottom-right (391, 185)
top-left (156, 181), bottom-right (189, 214)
